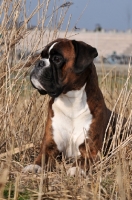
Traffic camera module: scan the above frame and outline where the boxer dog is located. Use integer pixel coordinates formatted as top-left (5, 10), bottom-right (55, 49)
top-left (23, 38), bottom-right (125, 176)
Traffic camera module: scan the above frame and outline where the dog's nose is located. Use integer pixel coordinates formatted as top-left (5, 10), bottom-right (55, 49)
top-left (36, 60), bottom-right (45, 69)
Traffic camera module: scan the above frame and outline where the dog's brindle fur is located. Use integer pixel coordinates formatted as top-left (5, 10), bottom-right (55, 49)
top-left (24, 38), bottom-right (128, 174)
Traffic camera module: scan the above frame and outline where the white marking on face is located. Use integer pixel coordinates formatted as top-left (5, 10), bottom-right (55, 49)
top-left (41, 58), bottom-right (50, 67)
top-left (30, 58), bottom-right (50, 91)
top-left (49, 42), bottom-right (58, 55)
top-left (31, 77), bottom-right (46, 91)
top-left (52, 84), bottom-right (92, 159)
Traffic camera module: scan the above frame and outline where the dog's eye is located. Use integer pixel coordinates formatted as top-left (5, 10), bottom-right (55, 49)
top-left (52, 55), bottom-right (62, 64)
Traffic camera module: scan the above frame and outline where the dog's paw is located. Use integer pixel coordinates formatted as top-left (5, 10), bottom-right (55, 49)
top-left (22, 164), bottom-right (42, 173)
top-left (67, 167), bottom-right (77, 176)
top-left (67, 167), bottom-right (86, 177)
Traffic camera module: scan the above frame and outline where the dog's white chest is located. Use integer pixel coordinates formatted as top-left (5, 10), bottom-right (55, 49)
top-left (52, 86), bottom-right (92, 158)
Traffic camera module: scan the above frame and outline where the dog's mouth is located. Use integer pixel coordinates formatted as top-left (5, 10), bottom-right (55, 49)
top-left (38, 90), bottom-right (56, 97)
top-left (30, 68), bottom-right (63, 98)
top-left (37, 88), bottom-right (62, 98)
top-left (48, 90), bottom-right (62, 98)
top-left (31, 78), bottom-right (62, 98)
top-left (38, 89), bottom-right (47, 95)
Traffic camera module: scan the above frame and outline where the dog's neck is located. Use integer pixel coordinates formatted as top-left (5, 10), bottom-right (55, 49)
top-left (62, 84), bottom-right (86, 98)
top-left (53, 84), bottom-right (89, 119)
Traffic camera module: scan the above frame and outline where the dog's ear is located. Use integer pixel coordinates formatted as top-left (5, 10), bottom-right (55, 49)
top-left (72, 40), bottom-right (98, 73)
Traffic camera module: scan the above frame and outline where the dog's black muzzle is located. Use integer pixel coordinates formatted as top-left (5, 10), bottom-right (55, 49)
top-left (30, 60), bottom-right (63, 98)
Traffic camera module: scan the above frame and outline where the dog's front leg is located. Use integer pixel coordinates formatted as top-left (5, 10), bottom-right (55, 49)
top-left (35, 136), bottom-right (60, 170)
top-left (23, 136), bottom-right (60, 173)
top-left (23, 100), bottom-right (61, 173)
top-left (67, 138), bottom-right (100, 176)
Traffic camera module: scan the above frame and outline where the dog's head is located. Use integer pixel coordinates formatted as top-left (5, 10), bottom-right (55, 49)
top-left (30, 38), bottom-right (98, 97)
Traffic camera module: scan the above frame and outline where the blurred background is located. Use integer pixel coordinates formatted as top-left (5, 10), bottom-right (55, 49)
top-left (29, 0), bottom-right (132, 31)
top-left (1, 0), bottom-right (131, 66)
top-left (28, 0), bottom-right (132, 65)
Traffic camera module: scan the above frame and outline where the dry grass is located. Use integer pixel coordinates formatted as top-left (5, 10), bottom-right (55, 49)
top-left (0, 0), bottom-right (132, 199)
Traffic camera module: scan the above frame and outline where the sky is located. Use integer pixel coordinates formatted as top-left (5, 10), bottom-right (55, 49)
top-left (27, 0), bottom-right (132, 31)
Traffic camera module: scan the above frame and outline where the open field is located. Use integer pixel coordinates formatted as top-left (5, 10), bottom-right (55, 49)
top-left (0, 64), bottom-right (131, 200)
top-left (96, 63), bottom-right (131, 74)
top-left (0, 0), bottom-right (132, 199)
top-left (15, 29), bottom-right (132, 57)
